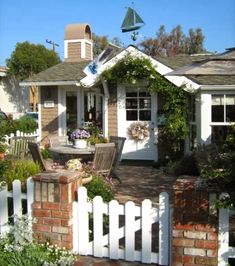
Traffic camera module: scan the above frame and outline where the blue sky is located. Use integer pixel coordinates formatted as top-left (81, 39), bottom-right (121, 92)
top-left (0, 0), bottom-right (234, 65)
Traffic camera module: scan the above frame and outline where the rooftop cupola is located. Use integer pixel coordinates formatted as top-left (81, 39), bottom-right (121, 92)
top-left (64, 23), bottom-right (93, 62)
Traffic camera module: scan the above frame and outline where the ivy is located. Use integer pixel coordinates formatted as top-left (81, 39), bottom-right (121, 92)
top-left (102, 54), bottom-right (190, 146)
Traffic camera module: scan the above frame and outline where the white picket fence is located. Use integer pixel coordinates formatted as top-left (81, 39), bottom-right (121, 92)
top-left (4, 129), bottom-right (40, 144)
top-left (218, 204), bottom-right (235, 266)
top-left (73, 186), bottom-right (170, 265)
top-left (0, 177), bottom-right (34, 235)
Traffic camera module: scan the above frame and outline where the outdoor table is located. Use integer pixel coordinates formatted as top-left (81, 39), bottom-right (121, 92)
top-left (49, 144), bottom-right (95, 164)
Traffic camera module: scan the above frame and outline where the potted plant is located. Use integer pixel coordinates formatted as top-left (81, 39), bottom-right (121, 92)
top-left (70, 128), bottom-right (90, 149)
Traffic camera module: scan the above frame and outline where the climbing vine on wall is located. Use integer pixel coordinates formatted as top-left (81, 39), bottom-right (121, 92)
top-left (102, 54), bottom-right (190, 146)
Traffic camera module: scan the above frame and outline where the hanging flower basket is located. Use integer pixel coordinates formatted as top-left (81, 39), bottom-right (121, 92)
top-left (127, 122), bottom-right (149, 142)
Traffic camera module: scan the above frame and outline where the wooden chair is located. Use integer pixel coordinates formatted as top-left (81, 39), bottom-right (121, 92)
top-left (28, 142), bottom-right (81, 174)
top-left (109, 136), bottom-right (126, 167)
top-left (28, 142), bottom-right (47, 171)
top-left (93, 143), bottom-right (116, 178)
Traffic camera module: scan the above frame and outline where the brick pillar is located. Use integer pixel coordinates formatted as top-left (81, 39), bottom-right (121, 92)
top-left (172, 176), bottom-right (218, 266)
top-left (32, 170), bottom-right (83, 249)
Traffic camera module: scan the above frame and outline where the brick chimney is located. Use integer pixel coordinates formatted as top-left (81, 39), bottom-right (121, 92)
top-left (64, 23), bottom-right (93, 62)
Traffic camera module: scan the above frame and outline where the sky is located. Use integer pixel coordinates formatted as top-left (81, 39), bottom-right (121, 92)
top-left (0, 0), bottom-right (235, 65)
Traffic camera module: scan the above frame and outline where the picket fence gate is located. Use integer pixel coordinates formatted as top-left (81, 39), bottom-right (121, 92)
top-left (0, 177), bottom-right (34, 235)
top-left (218, 199), bottom-right (235, 266)
top-left (73, 186), bottom-right (170, 265)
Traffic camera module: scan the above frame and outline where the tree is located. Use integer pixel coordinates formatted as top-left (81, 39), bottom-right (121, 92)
top-left (93, 34), bottom-right (123, 58)
top-left (139, 25), bottom-right (205, 57)
top-left (7, 41), bottom-right (61, 111)
top-left (93, 34), bottom-right (109, 58)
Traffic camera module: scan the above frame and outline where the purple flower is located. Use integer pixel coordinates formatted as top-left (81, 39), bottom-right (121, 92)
top-left (71, 128), bottom-right (90, 139)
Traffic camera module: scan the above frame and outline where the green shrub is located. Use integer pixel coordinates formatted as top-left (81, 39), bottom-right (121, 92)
top-left (166, 154), bottom-right (199, 176)
top-left (85, 174), bottom-right (114, 202)
top-left (13, 116), bottom-right (37, 133)
top-left (1, 159), bottom-right (41, 189)
top-left (0, 116), bottom-right (37, 139)
top-left (41, 148), bottom-right (51, 159)
top-left (0, 215), bottom-right (77, 266)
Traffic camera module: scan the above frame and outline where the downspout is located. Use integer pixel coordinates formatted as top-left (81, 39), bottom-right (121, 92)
top-left (101, 78), bottom-right (109, 138)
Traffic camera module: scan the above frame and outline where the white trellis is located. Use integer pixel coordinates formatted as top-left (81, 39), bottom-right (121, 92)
top-left (73, 186), bottom-right (170, 265)
top-left (0, 177), bottom-right (34, 235)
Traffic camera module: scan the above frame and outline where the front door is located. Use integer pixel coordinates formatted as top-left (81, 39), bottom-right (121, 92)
top-left (118, 85), bottom-right (157, 160)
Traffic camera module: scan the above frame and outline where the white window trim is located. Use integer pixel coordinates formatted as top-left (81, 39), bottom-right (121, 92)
top-left (211, 93), bottom-right (235, 125)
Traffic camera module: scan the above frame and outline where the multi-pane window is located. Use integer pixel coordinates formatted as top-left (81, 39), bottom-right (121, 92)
top-left (211, 94), bottom-right (235, 145)
top-left (212, 94), bottom-right (235, 122)
top-left (125, 88), bottom-right (151, 121)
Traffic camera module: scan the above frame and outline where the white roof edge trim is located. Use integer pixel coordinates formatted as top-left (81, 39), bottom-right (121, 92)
top-left (80, 45), bottom-right (200, 91)
top-left (201, 85), bottom-right (235, 90)
top-left (19, 81), bottom-right (78, 86)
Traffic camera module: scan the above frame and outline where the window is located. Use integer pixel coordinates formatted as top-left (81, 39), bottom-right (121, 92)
top-left (212, 94), bottom-right (235, 122)
top-left (126, 88), bottom-right (151, 121)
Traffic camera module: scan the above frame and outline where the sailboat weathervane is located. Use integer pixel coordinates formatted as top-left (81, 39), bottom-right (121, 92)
top-left (121, 6), bottom-right (145, 42)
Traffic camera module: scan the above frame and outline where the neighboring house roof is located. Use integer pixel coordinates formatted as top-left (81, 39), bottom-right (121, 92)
top-left (163, 48), bottom-right (235, 85)
top-left (0, 66), bottom-right (8, 77)
top-left (20, 61), bottom-right (89, 86)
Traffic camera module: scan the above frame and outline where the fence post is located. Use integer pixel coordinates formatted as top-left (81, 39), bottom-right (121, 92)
top-left (172, 177), bottom-right (219, 266)
top-left (32, 170), bottom-right (83, 249)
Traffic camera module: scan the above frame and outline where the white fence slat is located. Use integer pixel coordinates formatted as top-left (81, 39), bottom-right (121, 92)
top-left (141, 199), bottom-right (152, 263)
top-left (218, 192), bottom-right (230, 266)
top-left (218, 207), bottom-right (229, 266)
top-left (26, 177), bottom-right (34, 218)
top-left (159, 192), bottom-right (169, 266)
top-left (73, 201), bottom-right (79, 254)
top-left (0, 186), bottom-right (8, 235)
top-left (13, 180), bottom-right (22, 219)
top-left (109, 200), bottom-right (120, 259)
top-left (125, 201), bottom-right (135, 261)
top-left (74, 187), bottom-right (171, 264)
top-left (93, 196), bottom-right (104, 257)
top-left (77, 187), bottom-right (89, 255)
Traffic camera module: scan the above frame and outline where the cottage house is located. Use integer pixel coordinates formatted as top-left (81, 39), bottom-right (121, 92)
top-left (20, 23), bottom-right (235, 161)
top-left (0, 66), bottom-right (28, 118)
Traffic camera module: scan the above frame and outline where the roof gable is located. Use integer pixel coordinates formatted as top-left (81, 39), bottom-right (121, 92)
top-left (81, 45), bottom-right (200, 91)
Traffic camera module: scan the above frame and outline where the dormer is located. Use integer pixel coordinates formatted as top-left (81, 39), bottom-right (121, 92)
top-left (64, 23), bottom-right (93, 62)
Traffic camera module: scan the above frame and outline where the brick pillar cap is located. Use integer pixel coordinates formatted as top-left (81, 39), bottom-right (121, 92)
top-left (33, 170), bottom-right (83, 184)
top-left (173, 175), bottom-right (198, 191)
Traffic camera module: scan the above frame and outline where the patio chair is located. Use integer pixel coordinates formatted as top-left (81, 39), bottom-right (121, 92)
top-left (28, 142), bottom-right (47, 171)
top-left (93, 143), bottom-right (116, 178)
top-left (109, 136), bottom-right (126, 182)
top-left (109, 136), bottom-right (126, 167)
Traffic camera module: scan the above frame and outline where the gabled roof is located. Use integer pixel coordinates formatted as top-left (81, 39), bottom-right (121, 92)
top-left (20, 61), bottom-right (89, 86)
top-left (162, 48), bottom-right (235, 85)
top-left (20, 45), bottom-right (235, 88)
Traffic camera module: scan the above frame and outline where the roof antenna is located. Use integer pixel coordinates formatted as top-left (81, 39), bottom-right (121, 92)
top-left (46, 39), bottom-right (59, 52)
